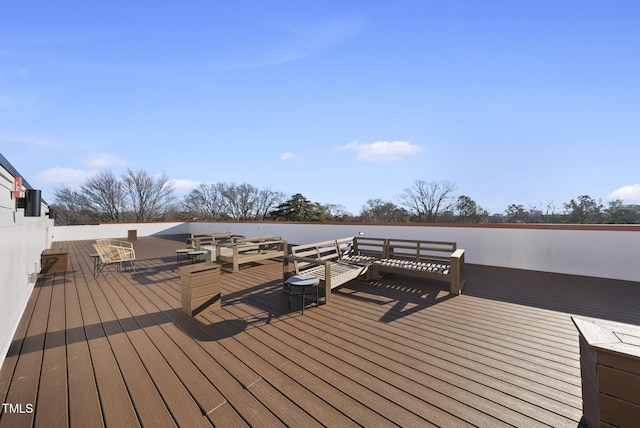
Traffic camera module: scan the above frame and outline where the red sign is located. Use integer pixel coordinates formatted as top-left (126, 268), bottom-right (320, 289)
top-left (13, 176), bottom-right (22, 198)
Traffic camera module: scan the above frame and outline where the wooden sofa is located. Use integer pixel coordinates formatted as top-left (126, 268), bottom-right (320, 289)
top-left (215, 235), bottom-right (287, 273)
top-left (186, 232), bottom-right (245, 250)
top-left (351, 237), bottom-right (466, 294)
top-left (283, 237), bottom-right (369, 304)
top-left (283, 236), bottom-right (465, 304)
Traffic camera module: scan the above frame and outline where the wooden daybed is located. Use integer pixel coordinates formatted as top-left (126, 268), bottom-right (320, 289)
top-left (283, 236), bottom-right (465, 304)
top-left (283, 238), bottom-right (368, 304)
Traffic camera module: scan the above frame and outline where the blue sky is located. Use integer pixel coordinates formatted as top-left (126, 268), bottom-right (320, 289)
top-left (1, 1), bottom-right (639, 215)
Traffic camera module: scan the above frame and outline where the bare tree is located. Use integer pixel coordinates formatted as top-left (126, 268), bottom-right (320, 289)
top-left (320, 203), bottom-right (352, 221)
top-left (360, 198), bottom-right (409, 222)
top-left (82, 171), bottom-right (127, 222)
top-left (123, 169), bottom-right (176, 222)
top-left (219, 182), bottom-right (261, 220)
top-left (52, 186), bottom-right (97, 225)
top-left (255, 188), bottom-right (286, 220)
top-left (183, 183), bottom-right (226, 220)
top-left (398, 180), bottom-right (456, 222)
top-left (528, 201), bottom-right (562, 223)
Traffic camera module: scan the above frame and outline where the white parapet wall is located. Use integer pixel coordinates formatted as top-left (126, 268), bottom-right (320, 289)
top-left (0, 163), bottom-right (53, 371)
top-left (194, 222), bottom-right (640, 282)
top-left (52, 221), bottom-right (191, 241)
top-left (52, 221), bottom-right (640, 283)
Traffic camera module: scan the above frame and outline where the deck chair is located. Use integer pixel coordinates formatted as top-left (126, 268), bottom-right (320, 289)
top-left (93, 240), bottom-right (136, 276)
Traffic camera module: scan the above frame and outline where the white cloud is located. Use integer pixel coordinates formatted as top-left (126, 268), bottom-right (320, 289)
top-left (169, 178), bottom-right (201, 193)
top-left (336, 140), bottom-right (424, 162)
top-left (608, 184), bottom-right (640, 203)
top-left (37, 167), bottom-right (93, 189)
top-left (82, 152), bottom-right (129, 169)
top-left (280, 152), bottom-right (296, 160)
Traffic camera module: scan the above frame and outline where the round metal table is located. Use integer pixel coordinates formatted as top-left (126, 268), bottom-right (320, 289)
top-left (187, 250), bottom-right (207, 264)
top-left (287, 275), bottom-right (320, 314)
top-left (176, 248), bottom-right (192, 268)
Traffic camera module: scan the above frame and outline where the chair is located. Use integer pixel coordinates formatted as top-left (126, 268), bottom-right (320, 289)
top-left (93, 240), bottom-right (136, 276)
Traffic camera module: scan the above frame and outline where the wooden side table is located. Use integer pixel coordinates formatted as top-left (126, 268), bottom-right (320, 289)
top-left (573, 316), bottom-right (640, 427)
top-left (179, 262), bottom-right (221, 316)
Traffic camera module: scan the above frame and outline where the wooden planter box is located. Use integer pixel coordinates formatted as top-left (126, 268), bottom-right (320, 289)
top-left (127, 229), bottom-right (137, 241)
top-left (572, 316), bottom-right (640, 427)
top-left (41, 248), bottom-right (69, 274)
top-left (179, 262), bottom-right (221, 316)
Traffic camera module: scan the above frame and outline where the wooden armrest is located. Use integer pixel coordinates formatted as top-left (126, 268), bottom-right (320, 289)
top-left (451, 249), bottom-right (465, 259)
top-left (284, 255), bottom-right (330, 266)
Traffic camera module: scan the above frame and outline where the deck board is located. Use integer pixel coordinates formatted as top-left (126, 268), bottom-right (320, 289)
top-left (34, 272), bottom-right (67, 428)
top-left (69, 243), bottom-right (141, 428)
top-left (3, 235), bottom-right (640, 427)
top-left (2, 273), bottom-right (52, 428)
top-left (84, 266), bottom-right (176, 427)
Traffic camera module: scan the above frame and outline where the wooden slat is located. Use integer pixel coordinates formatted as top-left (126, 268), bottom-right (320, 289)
top-left (0, 273), bottom-right (42, 407)
top-left (64, 263), bottom-right (105, 428)
top-left (34, 271), bottom-right (68, 428)
top-left (131, 271), bottom-right (285, 426)
top-left (1, 275), bottom-right (53, 428)
top-left (84, 269), bottom-right (177, 427)
top-left (68, 241), bottom-right (141, 428)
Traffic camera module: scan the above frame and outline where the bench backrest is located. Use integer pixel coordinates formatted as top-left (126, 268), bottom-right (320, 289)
top-left (233, 235), bottom-right (283, 246)
top-left (351, 237), bottom-right (386, 259)
top-left (290, 238), bottom-right (353, 271)
top-left (188, 232), bottom-right (246, 249)
top-left (290, 237), bottom-right (458, 270)
top-left (383, 238), bottom-right (456, 263)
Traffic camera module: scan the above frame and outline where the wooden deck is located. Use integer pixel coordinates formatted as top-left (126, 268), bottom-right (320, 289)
top-left (2, 235), bottom-right (640, 427)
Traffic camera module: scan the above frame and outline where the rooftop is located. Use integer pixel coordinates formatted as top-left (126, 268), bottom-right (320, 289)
top-left (2, 235), bottom-right (640, 427)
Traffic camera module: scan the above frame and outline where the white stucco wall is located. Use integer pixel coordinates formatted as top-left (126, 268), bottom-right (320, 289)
top-left (52, 221), bottom-right (190, 241)
top-left (0, 166), bottom-right (53, 370)
top-left (203, 222), bottom-right (640, 282)
top-left (53, 221), bottom-right (640, 282)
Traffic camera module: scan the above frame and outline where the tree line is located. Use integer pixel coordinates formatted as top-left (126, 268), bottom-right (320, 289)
top-left (51, 170), bottom-right (640, 225)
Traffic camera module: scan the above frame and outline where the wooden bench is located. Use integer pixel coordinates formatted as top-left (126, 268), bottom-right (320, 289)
top-left (186, 232), bottom-right (245, 250)
top-left (352, 237), bottom-right (466, 295)
top-left (216, 235), bottom-right (287, 273)
top-left (283, 236), bottom-right (466, 305)
top-left (283, 237), bottom-right (369, 304)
